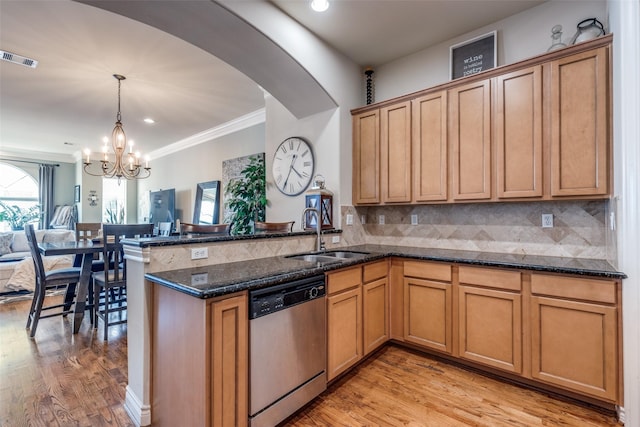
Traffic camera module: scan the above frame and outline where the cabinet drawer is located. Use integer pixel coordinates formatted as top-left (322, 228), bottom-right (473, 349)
top-left (531, 274), bottom-right (617, 304)
top-left (404, 260), bottom-right (451, 282)
top-left (458, 266), bottom-right (521, 291)
top-left (327, 266), bottom-right (362, 295)
top-left (363, 261), bottom-right (387, 283)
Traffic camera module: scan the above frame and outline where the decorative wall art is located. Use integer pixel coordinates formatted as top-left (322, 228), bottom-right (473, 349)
top-left (450, 31), bottom-right (497, 80)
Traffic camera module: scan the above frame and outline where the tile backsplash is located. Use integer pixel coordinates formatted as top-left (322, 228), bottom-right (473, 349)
top-left (341, 200), bottom-right (616, 263)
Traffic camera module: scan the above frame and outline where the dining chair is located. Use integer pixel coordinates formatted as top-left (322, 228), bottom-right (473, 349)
top-left (24, 224), bottom-right (82, 338)
top-left (93, 223), bottom-right (154, 340)
top-left (157, 221), bottom-right (172, 236)
top-left (179, 222), bottom-right (230, 235)
top-left (254, 221), bottom-right (295, 233)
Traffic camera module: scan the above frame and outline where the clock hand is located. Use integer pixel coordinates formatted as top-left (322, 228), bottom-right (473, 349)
top-left (282, 154), bottom-right (297, 190)
top-left (291, 165), bottom-right (304, 178)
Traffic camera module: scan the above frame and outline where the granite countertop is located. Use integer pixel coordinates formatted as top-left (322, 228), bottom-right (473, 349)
top-left (145, 244), bottom-right (626, 299)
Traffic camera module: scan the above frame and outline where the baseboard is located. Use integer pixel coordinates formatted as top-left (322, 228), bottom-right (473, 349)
top-left (124, 386), bottom-right (151, 427)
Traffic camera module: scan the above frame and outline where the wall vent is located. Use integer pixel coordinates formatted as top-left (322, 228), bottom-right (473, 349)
top-left (1, 50), bottom-right (38, 68)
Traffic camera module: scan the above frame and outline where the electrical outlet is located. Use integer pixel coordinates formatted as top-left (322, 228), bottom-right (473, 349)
top-left (332, 235), bottom-right (340, 244)
top-left (411, 214), bottom-right (418, 225)
top-left (542, 214), bottom-right (553, 228)
top-left (191, 247), bottom-right (208, 260)
top-left (378, 215), bottom-right (385, 225)
top-left (346, 214), bottom-right (353, 225)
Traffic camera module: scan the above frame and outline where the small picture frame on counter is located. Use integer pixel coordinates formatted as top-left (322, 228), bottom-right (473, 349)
top-left (450, 31), bottom-right (497, 80)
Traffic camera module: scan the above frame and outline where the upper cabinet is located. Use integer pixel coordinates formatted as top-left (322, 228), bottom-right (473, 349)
top-left (351, 35), bottom-right (612, 206)
top-left (550, 47), bottom-right (609, 197)
top-left (449, 79), bottom-right (492, 201)
top-left (495, 66), bottom-right (543, 199)
top-left (353, 110), bottom-right (380, 204)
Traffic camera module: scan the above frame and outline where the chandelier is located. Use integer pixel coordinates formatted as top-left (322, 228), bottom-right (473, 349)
top-left (83, 74), bottom-right (150, 182)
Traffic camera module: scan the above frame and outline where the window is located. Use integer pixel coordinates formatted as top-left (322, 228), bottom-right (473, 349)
top-left (102, 178), bottom-right (127, 224)
top-left (0, 162), bottom-right (39, 231)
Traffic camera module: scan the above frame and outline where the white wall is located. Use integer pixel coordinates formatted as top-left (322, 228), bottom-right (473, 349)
top-left (136, 123), bottom-right (265, 224)
top-left (374, 0), bottom-right (607, 103)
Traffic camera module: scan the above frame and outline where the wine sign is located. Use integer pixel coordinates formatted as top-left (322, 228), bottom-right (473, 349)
top-left (450, 31), bottom-right (497, 80)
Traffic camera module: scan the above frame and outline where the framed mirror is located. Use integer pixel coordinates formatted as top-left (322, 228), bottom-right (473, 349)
top-left (193, 181), bottom-right (221, 225)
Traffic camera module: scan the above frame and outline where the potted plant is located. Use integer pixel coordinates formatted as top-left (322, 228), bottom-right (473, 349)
top-left (224, 155), bottom-right (267, 235)
top-left (0, 201), bottom-right (40, 230)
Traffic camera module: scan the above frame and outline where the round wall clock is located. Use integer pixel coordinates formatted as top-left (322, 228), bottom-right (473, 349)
top-left (272, 137), bottom-right (315, 196)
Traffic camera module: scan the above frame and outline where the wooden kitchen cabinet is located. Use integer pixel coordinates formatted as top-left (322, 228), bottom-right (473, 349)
top-left (412, 91), bottom-right (448, 202)
top-left (353, 109), bottom-right (380, 204)
top-left (352, 36), bottom-right (612, 206)
top-left (457, 266), bottom-right (523, 374)
top-left (550, 46), bottom-right (609, 197)
top-left (363, 261), bottom-right (389, 355)
top-left (152, 285), bottom-right (247, 427)
top-left (495, 65), bottom-right (543, 199)
top-left (327, 266), bottom-right (363, 381)
top-left (449, 79), bottom-right (492, 201)
top-left (381, 101), bottom-right (412, 203)
top-left (403, 261), bottom-right (453, 354)
top-left (530, 273), bottom-right (619, 401)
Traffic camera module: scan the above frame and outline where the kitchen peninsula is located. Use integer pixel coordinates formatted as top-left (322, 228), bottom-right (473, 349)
top-left (121, 232), bottom-right (625, 427)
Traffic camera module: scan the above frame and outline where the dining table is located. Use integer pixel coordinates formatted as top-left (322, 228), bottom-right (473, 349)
top-left (37, 239), bottom-right (104, 334)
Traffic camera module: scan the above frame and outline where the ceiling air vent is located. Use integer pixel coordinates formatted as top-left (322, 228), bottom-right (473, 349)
top-left (1, 50), bottom-right (38, 68)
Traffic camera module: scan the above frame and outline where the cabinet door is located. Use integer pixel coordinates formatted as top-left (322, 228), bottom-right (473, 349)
top-left (531, 296), bottom-right (617, 401)
top-left (550, 46), bottom-right (609, 196)
top-left (210, 294), bottom-right (248, 427)
top-left (363, 277), bottom-right (388, 355)
top-left (381, 101), bottom-right (412, 203)
top-left (495, 66), bottom-right (543, 198)
top-left (404, 277), bottom-right (452, 354)
top-left (412, 91), bottom-right (448, 201)
top-left (327, 287), bottom-right (362, 381)
top-left (449, 79), bottom-right (492, 200)
top-left (458, 285), bottom-right (522, 373)
top-left (353, 110), bottom-right (380, 204)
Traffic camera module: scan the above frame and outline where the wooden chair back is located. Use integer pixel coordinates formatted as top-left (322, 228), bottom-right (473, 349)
top-left (75, 222), bottom-right (102, 241)
top-left (254, 221), bottom-right (295, 233)
top-left (180, 222), bottom-right (230, 235)
top-left (101, 223), bottom-right (154, 284)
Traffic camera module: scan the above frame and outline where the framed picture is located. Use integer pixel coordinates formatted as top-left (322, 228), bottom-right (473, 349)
top-left (450, 31), bottom-right (497, 80)
top-left (74, 185), bottom-right (81, 203)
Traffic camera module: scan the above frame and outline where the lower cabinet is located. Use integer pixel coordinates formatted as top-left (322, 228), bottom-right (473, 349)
top-left (457, 266), bottom-right (523, 374)
top-left (327, 261), bottom-right (389, 381)
top-left (152, 285), bottom-right (248, 427)
top-left (327, 266), bottom-right (363, 381)
top-left (530, 273), bottom-right (619, 401)
top-left (403, 261), bottom-right (452, 354)
top-left (363, 261), bottom-right (389, 355)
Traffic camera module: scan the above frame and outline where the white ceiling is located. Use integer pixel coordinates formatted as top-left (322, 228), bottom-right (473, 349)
top-left (0, 0), bottom-right (544, 163)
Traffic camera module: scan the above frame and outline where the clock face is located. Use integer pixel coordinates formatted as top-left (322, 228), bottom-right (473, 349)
top-left (272, 137), bottom-right (315, 196)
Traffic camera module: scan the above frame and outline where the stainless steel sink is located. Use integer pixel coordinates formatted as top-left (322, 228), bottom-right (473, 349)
top-left (286, 254), bottom-right (343, 265)
top-left (323, 251), bottom-right (369, 259)
top-left (286, 250), bottom-right (370, 264)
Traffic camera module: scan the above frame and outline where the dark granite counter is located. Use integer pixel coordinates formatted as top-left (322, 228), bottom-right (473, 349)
top-left (145, 244), bottom-right (626, 299)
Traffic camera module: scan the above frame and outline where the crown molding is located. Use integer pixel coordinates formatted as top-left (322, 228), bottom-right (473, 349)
top-left (149, 108), bottom-right (266, 160)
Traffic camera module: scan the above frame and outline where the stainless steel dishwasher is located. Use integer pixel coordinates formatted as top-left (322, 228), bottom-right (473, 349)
top-left (249, 275), bottom-right (327, 427)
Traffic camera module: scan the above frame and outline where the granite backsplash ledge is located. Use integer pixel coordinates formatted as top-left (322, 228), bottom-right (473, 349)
top-left (340, 200), bottom-right (616, 264)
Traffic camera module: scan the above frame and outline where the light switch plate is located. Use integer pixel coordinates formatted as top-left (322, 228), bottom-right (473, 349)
top-left (411, 214), bottom-right (418, 225)
top-left (346, 214), bottom-right (353, 225)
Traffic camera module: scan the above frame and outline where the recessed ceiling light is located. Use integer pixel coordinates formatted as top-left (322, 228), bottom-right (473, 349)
top-left (144, 118), bottom-right (155, 124)
top-left (310, 0), bottom-right (329, 12)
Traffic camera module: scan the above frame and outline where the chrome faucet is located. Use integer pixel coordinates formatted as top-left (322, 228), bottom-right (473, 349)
top-left (302, 207), bottom-right (325, 252)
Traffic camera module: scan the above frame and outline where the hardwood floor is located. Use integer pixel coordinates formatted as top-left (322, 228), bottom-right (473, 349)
top-left (1, 296), bottom-right (621, 427)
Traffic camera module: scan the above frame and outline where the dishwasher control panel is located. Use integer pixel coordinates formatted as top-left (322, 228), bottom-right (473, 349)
top-left (249, 275), bottom-right (326, 319)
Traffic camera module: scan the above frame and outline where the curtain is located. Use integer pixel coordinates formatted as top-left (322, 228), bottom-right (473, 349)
top-left (39, 164), bottom-right (55, 229)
